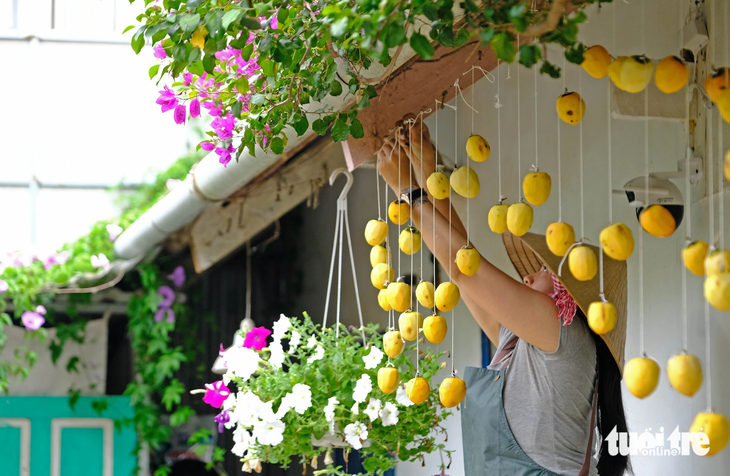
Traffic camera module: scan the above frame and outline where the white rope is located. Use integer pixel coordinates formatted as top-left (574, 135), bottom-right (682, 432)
top-left (434, 100), bottom-right (439, 315)
top-left (558, 53), bottom-right (565, 222)
top-left (376, 161), bottom-right (382, 220)
top-left (707, 105), bottom-right (715, 411)
top-left (496, 60), bottom-right (504, 202)
top-left (639, 0), bottom-right (647, 357)
top-left (534, 62), bottom-right (539, 170)
top-left (579, 65), bottom-right (585, 240)
top-left (397, 130), bottom-right (402, 279)
top-left (607, 85), bottom-right (613, 225)
top-left (517, 35), bottom-right (522, 201)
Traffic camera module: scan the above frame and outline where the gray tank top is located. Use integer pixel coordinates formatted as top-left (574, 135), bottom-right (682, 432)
top-left (488, 317), bottom-right (599, 476)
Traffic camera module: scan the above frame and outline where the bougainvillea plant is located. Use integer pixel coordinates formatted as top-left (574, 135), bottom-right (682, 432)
top-left (129, 0), bottom-right (613, 165)
top-left (200, 312), bottom-right (452, 475)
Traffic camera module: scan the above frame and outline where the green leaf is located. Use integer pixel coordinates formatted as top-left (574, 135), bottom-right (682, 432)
top-left (518, 44), bottom-right (541, 68)
top-left (410, 33), bottom-right (435, 60)
top-left (68, 388), bottom-right (81, 411)
top-left (122, 25), bottom-right (136, 34)
top-left (331, 17), bottom-right (349, 38)
top-left (240, 17), bottom-right (262, 30)
top-left (161, 379), bottom-right (184, 411)
top-left (188, 428), bottom-right (212, 445)
top-left (148, 64), bottom-right (161, 80)
top-left (131, 27), bottom-right (146, 54)
top-left (565, 43), bottom-right (586, 65)
top-left (350, 118), bottom-right (364, 139)
top-left (293, 114), bottom-right (309, 136)
top-left (91, 399), bottom-right (108, 416)
top-left (331, 118), bottom-right (350, 142)
top-left (454, 27), bottom-right (469, 47)
top-left (312, 118), bottom-right (329, 136)
top-left (330, 80), bottom-right (343, 96)
top-left (250, 94), bottom-right (266, 105)
top-left (385, 23), bottom-right (406, 48)
top-left (423, 4), bottom-right (439, 21)
top-left (222, 8), bottom-right (244, 30)
top-left (203, 54), bottom-right (216, 74)
top-left (509, 3), bottom-right (528, 32)
top-left (170, 406), bottom-right (196, 427)
top-left (491, 32), bottom-right (516, 63)
top-left (438, 26), bottom-right (455, 48)
top-left (270, 137), bottom-right (285, 154)
top-left (179, 13), bottom-right (201, 33)
top-left (188, 60), bottom-right (204, 76)
top-left (540, 60), bottom-right (561, 78)
top-left (66, 356), bottom-right (80, 373)
top-left (479, 28), bottom-right (495, 45)
top-left (235, 77), bottom-right (249, 94)
top-left (241, 43), bottom-right (254, 61)
top-left (188, 47), bottom-right (202, 64)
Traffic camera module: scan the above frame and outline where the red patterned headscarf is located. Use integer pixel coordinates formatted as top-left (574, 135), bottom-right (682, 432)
top-left (549, 272), bottom-right (578, 326)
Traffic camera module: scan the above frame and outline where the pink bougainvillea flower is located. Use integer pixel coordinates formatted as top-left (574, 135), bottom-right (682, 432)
top-left (0, 280), bottom-right (7, 293)
top-left (168, 266), bottom-right (186, 287)
top-left (202, 100), bottom-right (223, 117)
top-left (190, 98), bottom-right (201, 118)
top-left (182, 72), bottom-right (193, 86)
top-left (174, 104), bottom-right (186, 124)
top-left (154, 307), bottom-right (175, 323)
top-left (215, 144), bottom-right (236, 168)
top-left (200, 141), bottom-right (215, 152)
top-left (166, 179), bottom-right (182, 191)
top-left (106, 224), bottom-right (123, 241)
top-left (215, 47), bottom-right (239, 62)
top-left (21, 311), bottom-right (45, 330)
top-left (211, 114), bottom-right (236, 140)
top-left (214, 409), bottom-right (231, 433)
top-left (43, 250), bottom-right (69, 270)
top-left (202, 380), bottom-right (230, 408)
top-left (156, 86), bottom-right (178, 113)
top-left (153, 44), bottom-right (168, 59)
top-left (158, 285), bottom-right (175, 308)
top-left (91, 253), bottom-right (110, 270)
top-left (243, 326), bottom-right (271, 351)
top-left (36, 305), bottom-right (47, 315)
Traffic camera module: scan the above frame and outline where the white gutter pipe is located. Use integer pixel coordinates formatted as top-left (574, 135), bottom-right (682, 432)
top-left (113, 93), bottom-right (353, 260)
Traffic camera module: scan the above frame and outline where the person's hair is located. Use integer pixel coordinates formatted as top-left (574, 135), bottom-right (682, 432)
top-left (577, 308), bottom-right (632, 476)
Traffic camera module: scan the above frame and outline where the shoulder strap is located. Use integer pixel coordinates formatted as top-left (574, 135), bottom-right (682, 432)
top-left (578, 369), bottom-right (599, 476)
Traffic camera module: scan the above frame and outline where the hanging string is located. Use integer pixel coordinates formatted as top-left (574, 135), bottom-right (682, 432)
top-left (454, 79), bottom-right (475, 245)
top-left (607, 84), bottom-right (613, 225)
top-left (496, 60), bottom-right (504, 202)
top-left (681, 0), bottom-right (690, 352)
top-left (517, 34), bottom-right (522, 202)
top-left (534, 61), bottom-right (539, 171)
top-left (434, 100), bottom-right (439, 315)
top-left (720, 0), bottom-right (727, 253)
top-left (471, 67), bottom-right (475, 135)
top-left (558, 53), bottom-right (565, 221)
top-left (375, 159), bottom-right (382, 220)
top-left (397, 129), bottom-right (402, 280)
top-left (639, 0), bottom-right (648, 357)
top-left (579, 64), bottom-right (585, 240)
top-left (706, 107), bottom-right (714, 411)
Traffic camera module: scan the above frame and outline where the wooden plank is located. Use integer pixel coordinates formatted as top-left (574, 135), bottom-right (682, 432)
top-left (342, 41), bottom-right (521, 170)
top-left (189, 139), bottom-right (346, 273)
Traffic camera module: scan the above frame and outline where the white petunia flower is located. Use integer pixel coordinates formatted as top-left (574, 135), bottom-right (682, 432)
top-left (380, 402), bottom-right (399, 426)
top-left (324, 397), bottom-right (339, 422)
top-left (308, 345), bottom-right (325, 363)
top-left (287, 383), bottom-right (313, 414)
top-left (268, 340), bottom-right (285, 368)
top-left (275, 396), bottom-right (291, 419)
top-left (362, 346), bottom-right (384, 370)
top-left (257, 401), bottom-right (277, 422)
top-left (233, 391), bottom-right (265, 427)
top-left (395, 385), bottom-right (414, 407)
top-left (351, 402), bottom-right (359, 415)
top-left (364, 398), bottom-right (382, 421)
top-left (253, 419), bottom-right (285, 446)
top-left (290, 331), bottom-right (301, 350)
top-left (344, 422), bottom-right (368, 450)
top-left (225, 346), bottom-right (260, 381)
top-left (352, 374), bottom-right (373, 403)
top-left (231, 425), bottom-right (253, 457)
top-left (307, 335), bottom-right (317, 348)
top-left (272, 314), bottom-right (292, 341)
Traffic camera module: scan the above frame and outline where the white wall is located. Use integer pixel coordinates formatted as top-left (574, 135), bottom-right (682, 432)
top-left (0, 0), bottom-right (199, 254)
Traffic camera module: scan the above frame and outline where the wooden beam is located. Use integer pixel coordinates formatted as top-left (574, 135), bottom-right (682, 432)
top-left (188, 138), bottom-right (346, 273)
top-left (343, 38), bottom-right (537, 170)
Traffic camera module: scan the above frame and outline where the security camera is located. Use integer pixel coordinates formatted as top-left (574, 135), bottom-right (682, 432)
top-left (615, 175), bottom-right (684, 227)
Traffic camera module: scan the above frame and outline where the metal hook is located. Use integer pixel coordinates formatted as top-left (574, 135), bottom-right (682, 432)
top-left (329, 167), bottom-right (354, 203)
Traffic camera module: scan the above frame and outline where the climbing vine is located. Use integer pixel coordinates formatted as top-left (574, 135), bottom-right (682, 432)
top-left (130, 0), bottom-right (612, 165)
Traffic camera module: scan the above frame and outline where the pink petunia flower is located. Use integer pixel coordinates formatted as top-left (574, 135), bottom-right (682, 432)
top-left (106, 224), bottom-right (123, 241)
top-left (202, 380), bottom-right (230, 408)
top-left (168, 266), bottom-right (186, 287)
top-left (43, 251), bottom-right (69, 270)
top-left (158, 285), bottom-right (175, 308)
top-left (91, 254), bottom-right (110, 270)
top-left (0, 280), bottom-right (7, 293)
top-left (166, 179), bottom-right (182, 191)
top-left (156, 86), bottom-right (178, 113)
top-left (243, 326), bottom-right (271, 351)
top-left (36, 305), bottom-right (47, 315)
top-left (21, 311), bottom-right (45, 330)
top-left (153, 44), bottom-right (168, 59)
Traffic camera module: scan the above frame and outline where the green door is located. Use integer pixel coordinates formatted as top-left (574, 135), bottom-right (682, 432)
top-left (0, 396), bottom-right (137, 476)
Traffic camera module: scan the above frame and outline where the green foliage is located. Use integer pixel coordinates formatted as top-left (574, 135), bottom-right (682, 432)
top-left (130, 0), bottom-right (606, 155)
top-left (227, 313), bottom-right (452, 475)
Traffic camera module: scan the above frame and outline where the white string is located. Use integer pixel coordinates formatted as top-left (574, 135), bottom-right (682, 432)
top-left (607, 85), bottom-right (613, 224)
top-left (419, 112), bottom-right (424, 280)
top-left (376, 163), bottom-right (382, 220)
top-left (517, 35), bottom-right (522, 201)
top-left (434, 100), bottom-right (439, 315)
top-left (397, 131), bottom-right (402, 279)
top-left (534, 62), bottom-right (539, 170)
top-left (471, 67), bottom-right (475, 135)
top-left (706, 96), bottom-right (715, 411)
top-left (681, 0), bottom-right (690, 353)
top-left (496, 60), bottom-right (504, 201)
top-left (579, 67), bottom-right (585, 240)
top-left (639, 0), bottom-right (647, 356)
top-left (558, 54), bottom-right (565, 221)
